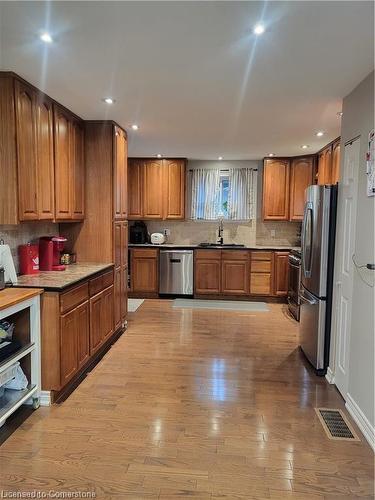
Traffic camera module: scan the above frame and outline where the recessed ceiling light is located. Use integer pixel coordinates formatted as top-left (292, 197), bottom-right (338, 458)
top-left (337, 111), bottom-right (343, 117)
top-left (156, 154), bottom-right (162, 158)
top-left (301, 145), bottom-right (309, 149)
top-left (131, 124), bottom-right (139, 131)
top-left (103, 97), bottom-right (115, 104)
top-left (253, 24), bottom-right (265, 35)
top-left (218, 156), bottom-right (223, 160)
top-left (40, 32), bottom-right (53, 43)
top-left (316, 131), bottom-right (324, 137)
top-left (268, 153), bottom-right (275, 157)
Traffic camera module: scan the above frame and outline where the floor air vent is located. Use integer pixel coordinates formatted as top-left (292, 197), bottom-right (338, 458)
top-left (315, 408), bottom-right (360, 441)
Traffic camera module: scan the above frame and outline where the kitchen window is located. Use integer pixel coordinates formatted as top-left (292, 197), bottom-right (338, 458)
top-left (189, 167), bottom-right (256, 221)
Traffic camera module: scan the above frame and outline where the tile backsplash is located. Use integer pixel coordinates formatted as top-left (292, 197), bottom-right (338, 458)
top-left (0, 223), bottom-right (58, 272)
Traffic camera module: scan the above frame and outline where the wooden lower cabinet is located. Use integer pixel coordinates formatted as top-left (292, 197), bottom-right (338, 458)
top-left (221, 251), bottom-right (249, 295)
top-left (194, 250), bottom-right (221, 295)
top-left (273, 252), bottom-right (289, 296)
top-left (131, 248), bottom-right (158, 293)
top-left (90, 285), bottom-right (114, 355)
top-left (41, 268), bottom-right (119, 400)
top-left (250, 251), bottom-right (273, 296)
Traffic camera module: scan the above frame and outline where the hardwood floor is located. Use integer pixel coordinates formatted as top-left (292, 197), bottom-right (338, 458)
top-left (0, 300), bottom-right (373, 499)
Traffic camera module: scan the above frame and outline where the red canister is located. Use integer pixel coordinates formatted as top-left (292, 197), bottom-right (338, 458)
top-left (19, 244), bottom-right (39, 275)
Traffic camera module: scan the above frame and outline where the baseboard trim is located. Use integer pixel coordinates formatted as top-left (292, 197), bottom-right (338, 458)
top-left (325, 367), bottom-right (335, 384)
top-left (40, 391), bottom-right (51, 407)
top-left (346, 392), bottom-right (375, 451)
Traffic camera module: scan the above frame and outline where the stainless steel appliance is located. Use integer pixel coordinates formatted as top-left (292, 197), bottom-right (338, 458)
top-left (287, 249), bottom-right (301, 321)
top-left (300, 184), bottom-right (337, 375)
top-left (159, 250), bottom-right (193, 295)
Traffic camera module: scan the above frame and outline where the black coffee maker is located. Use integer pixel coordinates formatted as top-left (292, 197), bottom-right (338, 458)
top-left (129, 221), bottom-right (148, 244)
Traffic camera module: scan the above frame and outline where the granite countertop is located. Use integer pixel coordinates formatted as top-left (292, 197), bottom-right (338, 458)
top-left (128, 243), bottom-right (301, 251)
top-left (14, 263), bottom-right (114, 291)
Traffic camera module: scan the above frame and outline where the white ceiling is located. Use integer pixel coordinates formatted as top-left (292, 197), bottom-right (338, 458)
top-left (0, 1), bottom-right (373, 159)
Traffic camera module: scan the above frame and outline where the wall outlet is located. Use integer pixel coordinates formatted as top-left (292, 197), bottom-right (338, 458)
top-left (164, 229), bottom-right (171, 237)
top-left (270, 229), bottom-right (276, 238)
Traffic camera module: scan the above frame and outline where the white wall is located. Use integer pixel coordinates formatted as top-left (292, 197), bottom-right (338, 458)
top-left (333, 71), bottom-right (375, 445)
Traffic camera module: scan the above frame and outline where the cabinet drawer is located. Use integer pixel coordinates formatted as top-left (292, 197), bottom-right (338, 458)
top-left (89, 270), bottom-right (114, 296)
top-left (131, 248), bottom-right (158, 258)
top-left (195, 249), bottom-right (221, 260)
top-left (251, 251), bottom-right (272, 261)
top-left (250, 273), bottom-right (272, 295)
top-left (60, 282), bottom-right (89, 314)
top-left (251, 260), bottom-right (272, 273)
top-left (221, 250), bottom-right (249, 260)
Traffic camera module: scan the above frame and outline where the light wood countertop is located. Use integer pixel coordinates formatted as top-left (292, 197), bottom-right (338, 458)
top-left (0, 288), bottom-right (43, 311)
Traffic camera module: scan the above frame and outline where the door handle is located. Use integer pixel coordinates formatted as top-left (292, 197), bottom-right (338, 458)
top-left (299, 290), bottom-right (318, 305)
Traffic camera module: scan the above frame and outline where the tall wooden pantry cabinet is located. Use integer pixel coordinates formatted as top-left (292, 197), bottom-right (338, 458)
top-left (62, 121), bottom-right (128, 331)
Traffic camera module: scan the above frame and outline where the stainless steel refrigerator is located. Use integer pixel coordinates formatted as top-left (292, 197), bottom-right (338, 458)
top-left (300, 184), bottom-right (337, 375)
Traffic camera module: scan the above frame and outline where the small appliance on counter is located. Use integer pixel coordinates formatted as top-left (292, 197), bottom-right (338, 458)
top-left (151, 232), bottom-right (166, 245)
top-left (18, 243), bottom-right (39, 275)
top-left (129, 221), bottom-right (148, 244)
top-left (0, 240), bottom-right (17, 285)
top-left (39, 236), bottom-right (67, 271)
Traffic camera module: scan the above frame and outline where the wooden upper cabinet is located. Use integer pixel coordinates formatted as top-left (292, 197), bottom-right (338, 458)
top-left (128, 159), bottom-right (144, 219)
top-left (35, 94), bottom-right (55, 219)
top-left (114, 126), bottom-right (128, 220)
top-left (71, 118), bottom-right (85, 219)
top-left (262, 159), bottom-right (290, 220)
top-left (289, 157), bottom-right (314, 221)
top-left (143, 160), bottom-right (163, 219)
top-left (15, 80), bottom-right (38, 221)
top-left (54, 104), bottom-right (85, 221)
top-left (273, 251), bottom-right (289, 296)
top-left (54, 105), bottom-right (72, 220)
top-left (317, 146), bottom-right (332, 185)
top-left (331, 140), bottom-right (341, 184)
top-left (163, 159), bottom-right (185, 220)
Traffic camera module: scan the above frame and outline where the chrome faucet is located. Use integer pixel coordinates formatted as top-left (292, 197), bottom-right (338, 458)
top-left (217, 218), bottom-right (224, 245)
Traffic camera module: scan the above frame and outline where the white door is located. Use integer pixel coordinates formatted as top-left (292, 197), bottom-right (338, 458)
top-left (331, 138), bottom-right (360, 397)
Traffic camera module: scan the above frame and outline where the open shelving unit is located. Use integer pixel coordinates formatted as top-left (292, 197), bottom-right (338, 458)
top-left (0, 293), bottom-right (41, 427)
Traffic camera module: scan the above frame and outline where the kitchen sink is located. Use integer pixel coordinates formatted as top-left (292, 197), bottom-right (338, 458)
top-left (198, 243), bottom-right (245, 248)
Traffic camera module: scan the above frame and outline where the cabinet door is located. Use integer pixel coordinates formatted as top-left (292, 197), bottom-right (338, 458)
top-left (71, 119), bottom-right (85, 219)
top-left (331, 140), bottom-right (341, 184)
top-left (262, 159), bottom-right (290, 220)
top-left (143, 160), bottom-right (163, 219)
top-left (121, 266), bottom-right (128, 323)
top-left (289, 157), bottom-right (313, 221)
top-left (15, 80), bottom-right (38, 221)
top-left (273, 252), bottom-right (289, 296)
top-left (114, 267), bottom-right (122, 330)
top-left (114, 126), bottom-right (127, 219)
top-left (221, 251), bottom-right (249, 295)
top-left (317, 146), bottom-right (332, 185)
top-left (114, 221), bottom-right (122, 268)
top-left (131, 249), bottom-right (158, 293)
top-left (54, 105), bottom-right (72, 219)
top-left (35, 94), bottom-right (55, 219)
top-left (194, 251), bottom-right (221, 295)
top-left (102, 286), bottom-right (114, 340)
top-left (163, 159), bottom-right (185, 219)
top-left (60, 307), bottom-right (78, 385)
top-left (76, 300), bottom-right (89, 369)
top-left (121, 221), bottom-right (128, 267)
top-left (128, 159), bottom-right (143, 219)
top-left (89, 293), bottom-right (103, 354)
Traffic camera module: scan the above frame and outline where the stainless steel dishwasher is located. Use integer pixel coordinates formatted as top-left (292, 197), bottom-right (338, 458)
top-left (159, 250), bottom-right (193, 295)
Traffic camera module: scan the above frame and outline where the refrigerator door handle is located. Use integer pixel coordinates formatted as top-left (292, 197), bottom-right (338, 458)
top-left (301, 202), bottom-right (313, 278)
